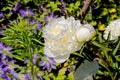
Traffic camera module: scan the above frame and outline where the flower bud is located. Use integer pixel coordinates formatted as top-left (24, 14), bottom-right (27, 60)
top-left (75, 24), bottom-right (95, 43)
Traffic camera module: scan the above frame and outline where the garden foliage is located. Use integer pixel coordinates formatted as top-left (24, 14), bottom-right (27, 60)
top-left (0, 0), bottom-right (120, 80)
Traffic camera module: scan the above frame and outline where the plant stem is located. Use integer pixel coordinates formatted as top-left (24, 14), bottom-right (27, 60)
top-left (98, 53), bottom-right (114, 80)
top-left (30, 47), bottom-right (34, 80)
top-left (80, 0), bottom-right (93, 23)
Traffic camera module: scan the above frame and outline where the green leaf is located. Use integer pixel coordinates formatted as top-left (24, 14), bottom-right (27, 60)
top-left (85, 12), bottom-right (92, 21)
top-left (56, 68), bottom-right (67, 80)
top-left (0, 77), bottom-right (3, 80)
top-left (70, 3), bottom-right (74, 8)
top-left (112, 40), bottom-right (120, 55)
top-left (49, 73), bottom-right (56, 80)
top-left (74, 1), bottom-right (80, 9)
top-left (75, 1), bottom-right (80, 7)
top-left (115, 55), bottom-right (120, 62)
top-left (74, 60), bottom-right (99, 80)
top-left (43, 75), bottom-right (51, 80)
top-left (12, 55), bottom-right (24, 61)
top-left (47, 1), bottom-right (59, 12)
top-left (92, 41), bottom-right (107, 55)
top-left (58, 68), bottom-right (67, 76)
top-left (68, 72), bottom-right (74, 80)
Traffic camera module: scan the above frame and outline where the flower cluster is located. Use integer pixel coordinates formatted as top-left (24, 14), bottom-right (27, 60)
top-left (43, 16), bottom-right (95, 63)
top-left (0, 42), bottom-right (19, 80)
top-left (40, 55), bottom-right (56, 72)
top-left (103, 19), bottom-right (120, 40)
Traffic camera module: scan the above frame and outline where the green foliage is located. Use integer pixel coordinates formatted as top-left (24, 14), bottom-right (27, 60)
top-left (0, 0), bottom-right (120, 80)
top-left (56, 68), bottom-right (67, 80)
top-left (0, 17), bottom-right (43, 62)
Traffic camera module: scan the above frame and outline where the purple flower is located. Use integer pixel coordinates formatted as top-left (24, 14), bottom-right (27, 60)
top-left (44, 13), bottom-right (57, 23)
top-left (3, 64), bottom-right (19, 78)
top-left (11, 2), bottom-right (21, 13)
top-left (0, 42), bottom-right (12, 60)
top-left (19, 74), bottom-right (30, 80)
top-left (19, 9), bottom-right (35, 17)
top-left (60, 0), bottom-right (64, 2)
top-left (40, 76), bottom-right (43, 80)
top-left (0, 42), bottom-right (4, 51)
top-left (0, 62), bottom-right (19, 80)
top-left (39, 5), bottom-right (46, 12)
top-left (0, 11), bottom-right (4, 18)
top-left (32, 54), bottom-right (39, 65)
top-left (36, 72), bottom-right (43, 80)
top-left (34, 22), bottom-right (42, 34)
top-left (30, 18), bottom-right (37, 25)
top-left (60, 0), bottom-right (67, 15)
top-left (24, 74), bottom-right (31, 80)
top-left (36, 22), bottom-right (41, 30)
top-left (0, 30), bottom-right (6, 35)
top-left (40, 55), bottom-right (56, 72)
top-left (25, 18), bottom-right (37, 25)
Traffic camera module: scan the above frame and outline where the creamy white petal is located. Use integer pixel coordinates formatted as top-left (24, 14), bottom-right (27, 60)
top-left (44, 46), bottom-right (56, 58)
top-left (75, 27), bottom-right (91, 42)
top-left (103, 19), bottom-right (120, 40)
top-left (53, 53), bottom-right (70, 63)
top-left (75, 24), bottom-right (95, 43)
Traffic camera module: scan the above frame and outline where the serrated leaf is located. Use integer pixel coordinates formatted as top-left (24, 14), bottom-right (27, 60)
top-left (74, 60), bottom-right (99, 80)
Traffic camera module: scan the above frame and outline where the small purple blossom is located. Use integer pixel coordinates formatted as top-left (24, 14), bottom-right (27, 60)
top-left (24, 73), bottom-right (31, 80)
top-left (36, 72), bottom-right (43, 80)
top-left (44, 13), bottom-right (57, 23)
top-left (30, 18), bottom-right (37, 25)
top-left (25, 18), bottom-right (37, 25)
top-left (36, 22), bottom-right (41, 30)
top-left (40, 55), bottom-right (56, 72)
top-left (19, 9), bottom-right (35, 17)
top-left (0, 11), bottom-right (4, 18)
top-left (0, 42), bottom-right (12, 59)
top-left (34, 22), bottom-right (42, 34)
top-left (39, 5), bottom-right (46, 12)
top-left (60, 0), bottom-right (63, 2)
top-left (19, 74), bottom-right (31, 80)
top-left (0, 60), bottom-right (19, 80)
top-left (0, 30), bottom-right (6, 35)
top-left (11, 2), bottom-right (21, 13)
top-left (60, 0), bottom-right (68, 16)
top-left (32, 54), bottom-right (39, 65)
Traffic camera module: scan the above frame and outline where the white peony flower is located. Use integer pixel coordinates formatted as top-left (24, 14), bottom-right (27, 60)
top-left (43, 16), bottom-right (95, 63)
top-left (103, 19), bottom-right (120, 40)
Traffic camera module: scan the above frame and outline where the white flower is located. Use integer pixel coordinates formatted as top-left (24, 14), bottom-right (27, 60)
top-left (103, 19), bottom-right (120, 40)
top-left (75, 24), bottom-right (96, 43)
top-left (43, 16), bottom-right (95, 63)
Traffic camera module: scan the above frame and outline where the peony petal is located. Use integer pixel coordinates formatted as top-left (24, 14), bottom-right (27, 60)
top-left (53, 53), bottom-right (70, 63)
top-left (44, 46), bottom-right (56, 58)
top-left (75, 27), bottom-right (91, 42)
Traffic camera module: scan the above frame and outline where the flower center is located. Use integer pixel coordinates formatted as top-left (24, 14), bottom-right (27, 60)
top-left (50, 25), bottom-right (62, 35)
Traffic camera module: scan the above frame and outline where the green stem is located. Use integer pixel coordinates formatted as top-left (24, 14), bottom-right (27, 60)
top-left (98, 53), bottom-right (114, 80)
top-left (30, 47), bottom-right (34, 80)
